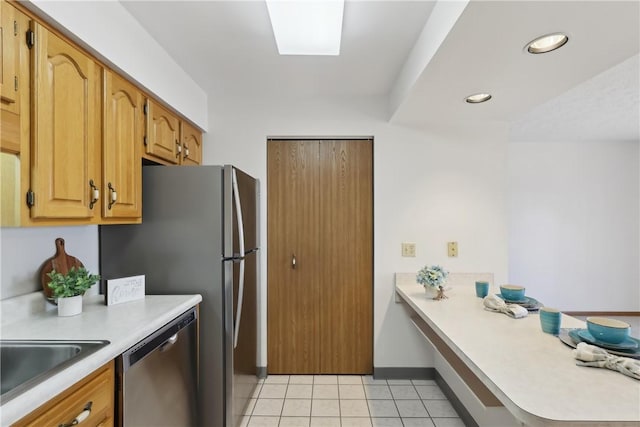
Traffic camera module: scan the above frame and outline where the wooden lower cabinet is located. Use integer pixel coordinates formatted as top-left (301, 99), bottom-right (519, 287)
top-left (13, 361), bottom-right (115, 427)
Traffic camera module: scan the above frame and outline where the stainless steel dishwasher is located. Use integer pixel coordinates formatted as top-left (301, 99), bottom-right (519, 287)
top-left (117, 307), bottom-right (198, 426)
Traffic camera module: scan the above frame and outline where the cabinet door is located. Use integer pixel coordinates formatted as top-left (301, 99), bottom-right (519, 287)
top-left (103, 71), bottom-right (142, 220)
top-left (1, 0), bottom-right (24, 155)
top-left (180, 121), bottom-right (202, 165)
top-left (14, 362), bottom-right (115, 427)
top-left (30, 22), bottom-right (101, 219)
top-left (1, 0), bottom-right (19, 112)
top-left (145, 99), bottom-right (180, 164)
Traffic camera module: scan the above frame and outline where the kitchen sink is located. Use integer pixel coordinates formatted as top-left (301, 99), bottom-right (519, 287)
top-left (0, 340), bottom-right (109, 404)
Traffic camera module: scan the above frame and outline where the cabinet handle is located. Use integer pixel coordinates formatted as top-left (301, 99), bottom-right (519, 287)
top-left (184, 144), bottom-right (190, 158)
top-left (107, 182), bottom-right (117, 210)
top-left (176, 140), bottom-right (182, 157)
top-left (59, 401), bottom-right (92, 427)
top-left (89, 180), bottom-right (99, 209)
top-left (292, 254), bottom-right (296, 270)
top-left (0, 95), bottom-right (16, 104)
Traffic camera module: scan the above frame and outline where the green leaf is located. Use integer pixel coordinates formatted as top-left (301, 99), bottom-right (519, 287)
top-left (47, 267), bottom-right (101, 298)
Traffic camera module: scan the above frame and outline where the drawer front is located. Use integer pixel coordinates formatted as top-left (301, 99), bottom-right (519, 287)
top-left (13, 362), bottom-right (114, 427)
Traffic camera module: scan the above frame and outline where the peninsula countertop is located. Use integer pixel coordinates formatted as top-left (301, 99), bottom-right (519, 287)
top-left (0, 292), bottom-right (202, 426)
top-left (395, 273), bottom-right (640, 427)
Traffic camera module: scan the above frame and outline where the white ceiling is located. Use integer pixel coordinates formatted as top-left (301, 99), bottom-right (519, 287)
top-left (120, 0), bottom-right (436, 98)
top-left (120, 0), bottom-right (640, 142)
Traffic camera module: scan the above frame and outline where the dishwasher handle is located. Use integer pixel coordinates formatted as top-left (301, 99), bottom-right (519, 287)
top-left (119, 307), bottom-right (197, 371)
top-left (159, 334), bottom-right (178, 352)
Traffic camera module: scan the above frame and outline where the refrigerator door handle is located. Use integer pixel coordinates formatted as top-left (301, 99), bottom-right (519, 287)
top-left (233, 258), bottom-right (245, 348)
top-left (232, 168), bottom-right (246, 348)
top-left (232, 168), bottom-right (246, 260)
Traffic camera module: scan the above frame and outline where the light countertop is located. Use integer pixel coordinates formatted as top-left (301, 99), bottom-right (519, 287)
top-left (0, 292), bottom-right (202, 426)
top-left (395, 273), bottom-right (640, 427)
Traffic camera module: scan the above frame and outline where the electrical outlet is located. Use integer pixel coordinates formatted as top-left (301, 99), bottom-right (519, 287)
top-left (401, 242), bottom-right (416, 257)
top-left (448, 241), bottom-right (458, 257)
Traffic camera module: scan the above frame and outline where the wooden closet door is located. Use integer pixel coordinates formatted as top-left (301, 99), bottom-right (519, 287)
top-left (268, 139), bottom-right (373, 374)
top-left (319, 140), bottom-right (373, 373)
top-left (267, 140), bottom-right (321, 374)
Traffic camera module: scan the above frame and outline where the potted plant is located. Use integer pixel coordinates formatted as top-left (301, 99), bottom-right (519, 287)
top-left (47, 267), bottom-right (101, 316)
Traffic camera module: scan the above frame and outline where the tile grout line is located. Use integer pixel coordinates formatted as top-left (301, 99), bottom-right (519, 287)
top-left (247, 376), bottom-right (462, 427)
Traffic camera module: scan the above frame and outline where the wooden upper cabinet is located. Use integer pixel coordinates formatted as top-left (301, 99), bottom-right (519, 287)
top-left (1, 0), bottom-right (27, 154)
top-left (145, 99), bottom-right (180, 164)
top-left (1, 0), bottom-right (19, 110)
top-left (103, 71), bottom-right (142, 221)
top-left (181, 121), bottom-right (202, 165)
top-left (29, 21), bottom-right (102, 220)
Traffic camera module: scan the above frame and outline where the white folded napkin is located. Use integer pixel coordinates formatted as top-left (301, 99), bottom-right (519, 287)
top-left (572, 342), bottom-right (640, 380)
top-left (482, 294), bottom-right (528, 319)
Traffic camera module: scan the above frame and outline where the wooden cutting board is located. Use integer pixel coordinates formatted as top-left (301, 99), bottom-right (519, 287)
top-left (39, 238), bottom-right (84, 300)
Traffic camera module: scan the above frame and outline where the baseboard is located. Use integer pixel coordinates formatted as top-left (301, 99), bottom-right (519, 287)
top-left (564, 311), bottom-right (640, 316)
top-left (257, 366), bottom-right (267, 379)
top-left (372, 367), bottom-right (435, 380)
top-left (435, 370), bottom-right (479, 427)
top-left (257, 367), bottom-right (434, 380)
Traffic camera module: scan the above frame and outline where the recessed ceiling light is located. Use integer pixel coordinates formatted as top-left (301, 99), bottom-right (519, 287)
top-left (465, 93), bottom-right (492, 104)
top-left (265, 0), bottom-right (344, 56)
top-left (526, 33), bottom-right (568, 54)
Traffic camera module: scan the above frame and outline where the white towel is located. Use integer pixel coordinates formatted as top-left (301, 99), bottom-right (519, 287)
top-left (483, 294), bottom-right (528, 319)
top-left (572, 342), bottom-right (640, 380)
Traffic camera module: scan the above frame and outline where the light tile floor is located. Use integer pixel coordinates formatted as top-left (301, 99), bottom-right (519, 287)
top-left (241, 375), bottom-right (465, 427)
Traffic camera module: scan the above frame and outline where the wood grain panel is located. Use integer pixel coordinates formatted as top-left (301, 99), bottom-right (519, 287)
top-left (267, 139), bottom-right (321, 374)
top-left (1, 0), bottom-right (20, 112)
top-left (181, 121), bottom-right (202, 165)
top-left (103, 71), bottom-right (142, 220)
top-left (13, 361), bottom-right (115, 427)
top-left (0, 109), bottom-right (20, 153)
top-left (145, 99), bottom-right (179, 164)
top-left (319, 140), bottom-right (373, 374)
top-left (30, 22), bottom-right (101, 219)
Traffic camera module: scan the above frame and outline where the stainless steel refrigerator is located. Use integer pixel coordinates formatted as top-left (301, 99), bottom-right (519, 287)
top-left (99, 165), bottom-right (259, 427)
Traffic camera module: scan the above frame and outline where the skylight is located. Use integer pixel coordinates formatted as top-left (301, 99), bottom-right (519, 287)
top-left (265, 0), bottom-right (345, 56)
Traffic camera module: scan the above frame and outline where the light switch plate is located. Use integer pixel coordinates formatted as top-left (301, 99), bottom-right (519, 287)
top-left (401, 242), bottom-right (416, 257)
top-left (105, 275), bottom-right (145, 306)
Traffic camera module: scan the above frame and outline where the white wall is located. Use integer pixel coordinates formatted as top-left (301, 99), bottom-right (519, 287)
top-left (508, 141), bottom-right (640, 311)
top-left (205, 94), bottom-right (509, 368)
top-left (23, 0), bottom-right (208, 130)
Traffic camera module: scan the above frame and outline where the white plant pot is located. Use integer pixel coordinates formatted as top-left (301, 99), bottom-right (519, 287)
top-left (57, 295), bottom-right (83, 317)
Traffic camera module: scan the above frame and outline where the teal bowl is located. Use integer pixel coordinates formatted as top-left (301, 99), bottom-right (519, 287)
top-left (586, 317), bottom-right (630, 344)
top-left (500, 285), bottom-right (526, 301)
